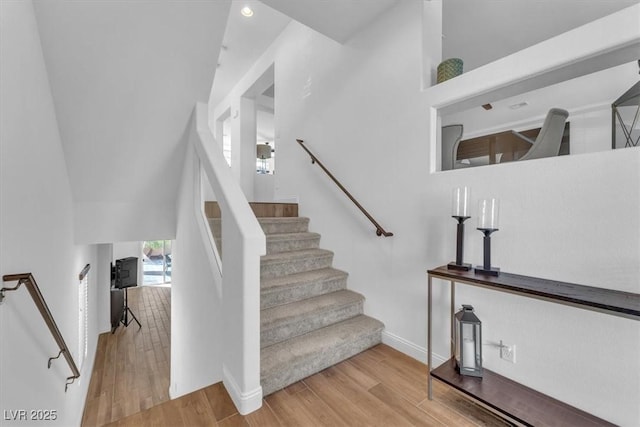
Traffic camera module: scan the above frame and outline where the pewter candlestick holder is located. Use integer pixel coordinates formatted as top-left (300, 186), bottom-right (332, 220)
top-left (448, 187), bottom-right (472, 271)
top-left (475, 228), bottom-right (500, 276)
top-left (475, 198), bottom-right (500, 276)
top-left (448, 216), bottom-right (472, 271)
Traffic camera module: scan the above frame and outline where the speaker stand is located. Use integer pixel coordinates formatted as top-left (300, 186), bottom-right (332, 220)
top-left (121, 287), bottom-right (141, 329)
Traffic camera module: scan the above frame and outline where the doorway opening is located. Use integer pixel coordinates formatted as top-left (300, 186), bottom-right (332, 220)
top-left (256, 83), bottom-right (275, 175)
top-left (142, 240), bottom-right (172, 285)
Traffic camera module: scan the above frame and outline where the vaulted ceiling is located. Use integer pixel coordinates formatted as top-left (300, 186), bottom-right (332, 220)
top-left (33, 0), bottom-right (231, 206)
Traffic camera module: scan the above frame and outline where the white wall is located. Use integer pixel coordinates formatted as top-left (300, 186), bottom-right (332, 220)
top-left (214, 1), bottom-right (640, 424)
top-left (193, 103), bottom-right (265, 414)
top-left (74, 201), bottom-right (178, 245)
top-left (0, 2), bottom-right (101, 424)
top-left (442, 0), bottom-right (639, 72)
top-left (113, 241), bottom-right (141, 261)
top-left (254, 174), bottom-right (275, 201)
top-left (422, 0), bottom-right (442, 87)
top-left (96, 244), bottom-right (113, 334)
top-left (170, 137), bottom-right (224, 399)
top-left (31, 0), bottom-right (231, 245)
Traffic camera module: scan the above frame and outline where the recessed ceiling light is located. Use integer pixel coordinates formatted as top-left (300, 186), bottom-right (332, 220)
top-left (241, 6), bottom-right (254, 17)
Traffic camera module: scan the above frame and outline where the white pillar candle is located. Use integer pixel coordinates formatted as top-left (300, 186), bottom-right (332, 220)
top-left (462, 338), bottom-right (475, 368)
top-left (478, 198), bottom-right (499, 229)
top-left (452, 187), bottom-right (470, 217)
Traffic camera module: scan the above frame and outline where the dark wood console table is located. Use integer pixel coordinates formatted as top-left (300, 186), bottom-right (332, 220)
top-left (426, 266), bottom-right (639, 426)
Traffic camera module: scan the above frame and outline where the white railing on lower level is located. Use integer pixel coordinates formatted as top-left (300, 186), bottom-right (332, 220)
top-left (190, 102), bottom-right (266, 414)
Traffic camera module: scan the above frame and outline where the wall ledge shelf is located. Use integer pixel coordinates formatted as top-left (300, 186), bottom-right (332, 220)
top-left (431, 358), bottom-right (615, 427)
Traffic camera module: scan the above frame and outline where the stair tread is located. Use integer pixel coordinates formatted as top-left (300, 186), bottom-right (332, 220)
top-left (261, 267), bottom-right (347, 291)
top-left (261, 290), bottom-right (363, 329)
top-left (258, 217), bottom-right (311, 235)
top-left (261, 314), bottom-right (384, 376)
top-left (261, 248), bottom-right (333, 263)
top-left (209, 217), bottom-right (309, 224)
top-left (266, 232), bottom-right (320, 242)
top-left (258, 217), bottom-right (310, 223)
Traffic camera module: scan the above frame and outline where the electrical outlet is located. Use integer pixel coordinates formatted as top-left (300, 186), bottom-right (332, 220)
top-left (500, 341), bottom-right (516, 363)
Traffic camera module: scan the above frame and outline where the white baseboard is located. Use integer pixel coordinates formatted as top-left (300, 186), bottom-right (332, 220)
top-left (169, 383), bottom-right (177, 400)
top-left (222, 365), bottom-right (263, 415)
top-left (381, 330), bottom-right (447, 367)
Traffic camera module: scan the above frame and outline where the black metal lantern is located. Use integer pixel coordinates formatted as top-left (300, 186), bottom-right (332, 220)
top-left (612, 65), bottom-right (639, 149)
top-left (454, 305), bottom-right (483, 377)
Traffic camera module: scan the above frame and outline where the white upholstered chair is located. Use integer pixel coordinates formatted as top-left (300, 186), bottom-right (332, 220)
top-left (441, 124), bottom-right (463, 171)
top-left (506, 108), bottom-right (569, 162)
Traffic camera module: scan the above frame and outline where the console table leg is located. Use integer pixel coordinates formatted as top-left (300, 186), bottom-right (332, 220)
top-left (450, 281), bottom-right (455, 356)
top-left (427, 274), bottom-right (433, 400)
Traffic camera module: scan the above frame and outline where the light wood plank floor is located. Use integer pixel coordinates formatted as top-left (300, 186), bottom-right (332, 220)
top-left (82, 286), bottom-right (171, 426)
top-left (84, 286), bottom-right (508, 426)
top-left (106, 346), bottom-right (511, 426)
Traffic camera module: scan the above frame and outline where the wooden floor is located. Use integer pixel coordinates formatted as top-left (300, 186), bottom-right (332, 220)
top-left (106, 346), bottom-right (510, 427)
top-left (82, 286), bottom-right (171, 426)
top-left (84, 286), bottom-right (508, 427)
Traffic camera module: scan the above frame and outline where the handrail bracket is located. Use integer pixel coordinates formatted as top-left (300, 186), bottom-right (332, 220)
top-left (0, 279), bottom-right (27, 303)
top-left (65, 376), bottom-right (77, 392)
top-left (48, 349), bottom-right (65, 369)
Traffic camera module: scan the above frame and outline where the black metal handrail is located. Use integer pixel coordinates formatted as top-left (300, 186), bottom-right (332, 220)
top-left (296, 139), bottom-right (393, 237)
top-left (1, 273), bottom-right (81, 391)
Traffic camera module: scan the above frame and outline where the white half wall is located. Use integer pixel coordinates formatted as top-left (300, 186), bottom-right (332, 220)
top-left (213, 2), bottom-right (640, 424)
top-left (1, 1), bottom-right (101, 424)
top-left (170, 132), bottom-right (223, 399)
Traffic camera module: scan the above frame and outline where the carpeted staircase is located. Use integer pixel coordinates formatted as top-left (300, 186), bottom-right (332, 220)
top-left (207, 203), bottom-right (384, 396)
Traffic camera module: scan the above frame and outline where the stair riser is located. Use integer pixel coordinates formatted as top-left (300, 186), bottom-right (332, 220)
top-left (266, 236), bottom-right (320, 255)
top-left (261, 276), bottom-right (347, 310)
top-left (259, 220), bottom-right (309, 235)
top-left (214, 235), bottom-right (320, 258)
top-left (209, 219), bottom-right (310, 237)
top-left (261, 300), bottom-right (363, 348)
top-left (261, 254), bottom-right (333, 279)
top-left (261, 328), bottom-right (382, 396)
